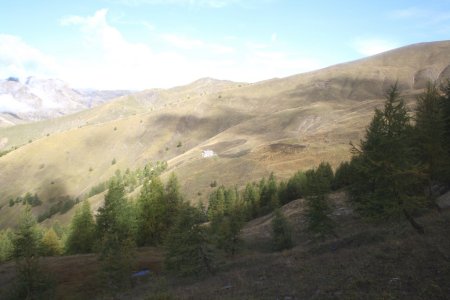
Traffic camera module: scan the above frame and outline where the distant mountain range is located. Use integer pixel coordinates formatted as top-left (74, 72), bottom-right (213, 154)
top-left (0, 76), bottom-right (131, 126)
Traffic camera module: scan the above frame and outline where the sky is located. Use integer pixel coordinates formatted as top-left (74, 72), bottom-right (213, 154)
top-left (0, 0), bottom-right (450, 90)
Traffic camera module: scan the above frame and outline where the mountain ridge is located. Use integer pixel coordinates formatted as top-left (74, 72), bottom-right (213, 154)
top-left (0, 40), bottom-right (449, 228)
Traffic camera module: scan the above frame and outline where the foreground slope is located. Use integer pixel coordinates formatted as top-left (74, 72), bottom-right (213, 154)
top-left (1, 41), bottom-right (450, 227)
top-left (1, 192), bottom-right (449, 299)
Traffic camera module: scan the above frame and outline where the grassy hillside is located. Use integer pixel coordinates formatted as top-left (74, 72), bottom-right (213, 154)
top-left (1, 41), bottom-right (450, 227)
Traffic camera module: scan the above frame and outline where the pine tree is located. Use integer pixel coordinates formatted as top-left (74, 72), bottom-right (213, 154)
top-left (0, 229), bottom-right (13, 262)
top-left (259, 173), bottom-right (278, 213)
top-left (164, 205), bottom-right (216, 277)
top-left (136, 177), bottom-right (166, 246)
top-left (332, 161), bottom-right (353, 190)
top-left (439, 80), bottom-right (450, 180)
top-left (303, 169), bottom-right (335, 237)
top-left (12, 206), bottom-right (53, 299)
top-left (96, 180), bottom-right (136, 293)
top-left (284, 171), bottom-right (307, 203)
top-left (164, 173), bottom-right (182, 228)
top-left (40, 228), bottom-right (62, 256)
top-left (207, 186), bottom-right (226, 220)
top-left (441, 80), bottom-right (450, 156)
top-left (414, 82), bottom-right (449, 208)
top-left (271, 209), bottom-right (293, 251)
top-left (350, 84), bottom-right (425, 233)
top-left (210, 203), bottom-right (244, 256)
top-left (65, 201), bottom-right (95, 254)
top-left (242, 183), bottom-right (260, 219)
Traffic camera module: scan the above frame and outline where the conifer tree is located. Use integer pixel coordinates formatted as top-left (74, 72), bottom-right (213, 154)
top-left (350, 84), bottom-right (425, 233)
top-left (13, 207), bottom-right (53, 299)
top-left (165, 205), bottom-right (216, 276)
top-left (136, 177), bottom-right (166, 246)
top-left (65, 201), bottom-right (95, 254)
top-left (40, 228), bottom-right (62, 256)
top-left (271, 209), bottom-right (293, 251)
top-left (414, 82), bottom-right (449, 207)
top-left (165, 172), bottom-right (183, 215)
top-left (207, 186), bottom-right (226, 220)
top-left (303, 168), bottom-right (335, 237)
top-left (96, 180), bottom-right (136, 293)
top-left (0, 229), bottom-right (13, 262)
top-left (284, 171), bottom-right (307, 203)
top-left (332, 161), bottom-right (353, 190)
top-left (242, 183), bottom-right (260, 219)
top-left (441, 80), bottom-right (450, 156)
top-left (259, 173), bottom-right (278, 213)
top-left (210, 202), bottom-right (244, 256)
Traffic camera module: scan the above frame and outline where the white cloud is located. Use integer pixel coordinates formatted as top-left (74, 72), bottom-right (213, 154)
top-left (0, 34), bottom-right (58, 81)
top-left (0, 9), bottom-right (322, 90)
top-left (353, 38), bottom-right (399, 56)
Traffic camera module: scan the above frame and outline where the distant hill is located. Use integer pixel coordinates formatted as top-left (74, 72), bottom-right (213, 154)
top-left (0, 76), bottom-right (131, 126)
top-left (0, 40), bottom-right (450, 228)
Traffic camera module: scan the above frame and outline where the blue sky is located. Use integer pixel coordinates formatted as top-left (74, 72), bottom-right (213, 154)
top-left (0, 0), bottom-right (450, 89)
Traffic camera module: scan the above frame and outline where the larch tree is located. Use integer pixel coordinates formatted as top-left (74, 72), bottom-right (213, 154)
top-left (13, 206), bottom-right (53, 299)
top-left (414, 82), bottom-right (449, 209)
top-left (65, 201), bottom-right (95, 254)
top-left (136, 177), bottom-right (166, 246)
top-left (96, 180), bottom-right (136, 293)
top-left (164, 205), bottom-right (216, 277)
top-left (271, 209), bottom-right (293, 251)
top-left (350, 84), bottom-right (426, 233)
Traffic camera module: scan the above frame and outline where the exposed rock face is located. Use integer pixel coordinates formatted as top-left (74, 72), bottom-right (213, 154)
top-left (0, 77), bottom-right (131, 126)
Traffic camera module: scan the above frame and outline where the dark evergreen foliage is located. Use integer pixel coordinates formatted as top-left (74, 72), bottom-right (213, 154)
top-left (271, 209), bottom-right (293, 251)
top-left (164, 205), bottom-right (216, 277)
top-left (96, 180), bottom-right (136, 293)
top-left (65, 201), bottom-right (95, 254)
top-left (349, 84), bottom-right (426, 233)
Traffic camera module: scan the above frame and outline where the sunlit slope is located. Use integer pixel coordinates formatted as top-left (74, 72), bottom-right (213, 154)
top-left (1, 40), bottom-right (450, 227)
top-left (0, 78), bottom-right (242, 150)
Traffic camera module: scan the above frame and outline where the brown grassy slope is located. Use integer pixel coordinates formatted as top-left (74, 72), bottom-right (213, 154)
top-left (1, 41), bottom-right (450, 227)
top-left (0, 193), bottom-right (448, 300)
top-left (0, 247), bottom-right (163, 300)
top-left (128, 193), bottom-right (450, 300)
